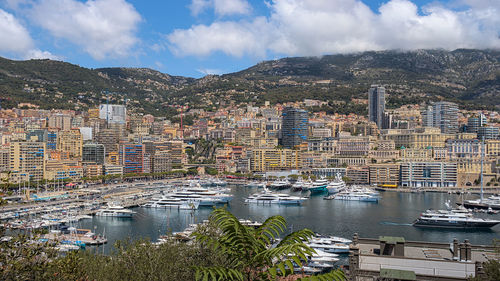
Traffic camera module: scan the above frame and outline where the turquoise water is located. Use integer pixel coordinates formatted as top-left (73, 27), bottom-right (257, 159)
top-left (79, 186), bottom-right (500, 253)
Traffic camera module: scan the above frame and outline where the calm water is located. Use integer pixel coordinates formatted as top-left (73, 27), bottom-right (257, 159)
top-left (79, 186), bottom-right (500, 253)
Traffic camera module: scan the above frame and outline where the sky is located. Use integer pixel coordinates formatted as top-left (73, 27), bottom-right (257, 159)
top-left (0, 0), bottom-right (499, 78)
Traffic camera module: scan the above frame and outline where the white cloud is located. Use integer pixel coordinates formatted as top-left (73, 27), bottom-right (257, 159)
top-left (0, 8), bottom-right (34, 53)
top-left (23, 49), bottom-right (61, 60)
top-left (168, 17), bottom-right (271, 57)
top-left (29, 0), bottom-right (142, 60)
top-left (197, 68), bottom-right (224, 75)
top-left (189, 0), bottom-right (251, 16)
top-left (170, 0), bottom-right (500, 58)
top-left (0, 8), bottom-right (58, 60)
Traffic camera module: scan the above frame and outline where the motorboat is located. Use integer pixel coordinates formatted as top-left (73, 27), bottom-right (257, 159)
top-left (413, 209), bottom-right (500, 228)
top-left (309, 179), bottom-right (329, 194)
top-left (247, 181), bottom-right (266, 188)
top-left (333, 189), bottom-right (379, 202)
top-left (167, 187), bottom-right (232, 206)
top-left (95, 204), bottom-right (136, 218)
top-left (327, 174), bottom-right (346, 195)
top-left (312, 234), bottom-right (352, 244)
top-left (212, 178), bottom-right (227, 186)
top-left (245, 190), bottom-right (307, 205)
top-left (291, 179), bottom-right (304, 191)
top-left (268, 180), bottom-right (291, 190)
top-left (306, 241), bottom-right (350, 253)
top-left (142, 196), bottom-right (200, 210)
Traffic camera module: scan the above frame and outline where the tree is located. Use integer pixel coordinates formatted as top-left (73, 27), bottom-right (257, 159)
top-left (193, 208), bottom-right (345, 281)
top-left (469, 240), bottom-right (499, 281)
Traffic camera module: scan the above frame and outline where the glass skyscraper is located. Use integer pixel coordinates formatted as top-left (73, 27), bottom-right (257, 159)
top-left (368, 85), bottom-right (385, 128)
top-left (281, 107), bottom-right (309, 149)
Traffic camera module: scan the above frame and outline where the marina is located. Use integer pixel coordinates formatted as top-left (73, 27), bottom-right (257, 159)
top-left (2, 179), bottom-right (500, 255)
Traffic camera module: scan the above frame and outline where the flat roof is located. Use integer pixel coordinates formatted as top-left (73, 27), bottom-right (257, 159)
top-left (380, 268), bottom-right (416, 280)
top-left (379, 236), bottom-right (405, 244)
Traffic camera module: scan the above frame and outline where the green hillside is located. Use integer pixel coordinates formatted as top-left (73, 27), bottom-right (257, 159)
top-left (0, 49), bottom-right (498, 116)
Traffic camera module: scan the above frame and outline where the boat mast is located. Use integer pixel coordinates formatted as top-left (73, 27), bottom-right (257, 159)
top-left (480, 137), bottom-right (484, 203)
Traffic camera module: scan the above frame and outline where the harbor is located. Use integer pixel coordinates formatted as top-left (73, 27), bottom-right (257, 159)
top-left (1, 177), bottom-right (499, 255)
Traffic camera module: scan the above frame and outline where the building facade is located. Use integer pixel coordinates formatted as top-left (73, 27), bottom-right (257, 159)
top-left (281, 107), bottom-right (309, 149)
top-left (432, 101), bottom-right (459, 133)
top-left (9, 141), bottom-right (46, 183)
top-left (82, 143), bottom-right (105, 164)
top-left (400, 162), bottom-right (457, 187)
top-left (121, 144), bottom-right (144, 174)
top-left (368, 85), bottom-right (385, 128)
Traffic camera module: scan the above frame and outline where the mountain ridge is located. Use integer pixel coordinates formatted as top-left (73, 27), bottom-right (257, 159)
top-left (0, 49), bottom-right (498, 116)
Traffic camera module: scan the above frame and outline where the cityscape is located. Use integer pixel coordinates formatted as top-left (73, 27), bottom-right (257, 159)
top-left (0, 0), bottom-right (500, 280)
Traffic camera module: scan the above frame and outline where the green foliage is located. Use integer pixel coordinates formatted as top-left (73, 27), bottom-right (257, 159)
top-left (193, 208), bottom-right (345, 281)
top-left (1, 49), bottom-right (498, 114)
top-left (469, 239), bottom-right (500, 281)
top-left (0, 209), bottom-right (346, 281)
top-left (0, 232), bottom-right (58, 281)
top-left (205, 167), bottom-right (219, 176)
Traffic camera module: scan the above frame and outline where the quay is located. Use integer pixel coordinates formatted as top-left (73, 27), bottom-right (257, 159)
top-left (348, 234), bottom-right (499, 281)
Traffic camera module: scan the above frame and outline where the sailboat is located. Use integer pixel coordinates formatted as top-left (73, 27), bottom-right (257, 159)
top-left (457, 138), bottom-right (500, 210)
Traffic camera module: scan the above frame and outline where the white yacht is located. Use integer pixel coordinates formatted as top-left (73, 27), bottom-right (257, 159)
top-left (312, 234), bottom-right (352, 245)
top-left (327, 174), bottom-right (346, 195)
top-left (306, 238), bottom-right (350, 253)
top-left (245, 190), bottom-right (307, 205)
top-left (247, 181), bottom-right (266, 188)
top-left (212, 178), bottom-right (227, 186)
top-left (413, 209), bottom-right (500, 228)
top-left (95, 204), bottom-right (136, 218)
top-left (143, 196), bottom-right (200, 210)
top-left (165, 187), bottom-right (232, 206)
top-left (302, 181), bottom-right (312, 192)
top-left (333, 188), bottom-right (379, 202)
top-left (269, 179), bottom-right (291, 189)
top-left (291, 179), bottom-right (304, 191)
top-left (182, 186), bottom-right (233, 203)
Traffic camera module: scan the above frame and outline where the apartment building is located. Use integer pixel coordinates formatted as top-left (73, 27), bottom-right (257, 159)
top-left (250, 148), bottom-right (301, 172)
top-left (400, 162), bottom-right (457, 187)
top-left (82, 143), bottom-right (105, 164)
top-left (368, 164), bottom-right (400, 186)
top-left (120, 143), bottom-right (144, 174)
top-left (9, 141), bottom-right (45, 183)
top-left (44, 160), bottom-right (83, 181)
top-left (381, 127), bottom-right (452, 149)
top-left (57, 129), bottom-right (83, 159)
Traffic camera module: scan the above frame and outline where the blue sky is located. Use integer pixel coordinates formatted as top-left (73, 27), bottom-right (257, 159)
top-left (0, 0), bottom-right (499, 78)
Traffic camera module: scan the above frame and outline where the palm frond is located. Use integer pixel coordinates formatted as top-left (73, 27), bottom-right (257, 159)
top-left (194, 266), bottom-right (245, 281)
top-left (255, 215), bottom-right (287, 243)
top-left (277, 228), bottom-right (315, 247)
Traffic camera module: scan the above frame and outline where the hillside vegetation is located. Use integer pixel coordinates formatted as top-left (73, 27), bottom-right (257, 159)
top-left (0, 49), bottom-right (498, 115)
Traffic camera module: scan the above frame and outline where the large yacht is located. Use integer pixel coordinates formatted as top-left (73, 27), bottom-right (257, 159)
top-left (291, 179), bottom-right (305, 191)
top-left (168, 187), bottom-right (233, 206)
top-left (95, 204), bottom-right (136, 218)
top-left (333, 188), bottom-right (379, 202)
top-left (306, 237), bottom-right (350, 253)
top-left (309, 179), bottom-right (329, 194)
top-left (326, 174), bottom-right (346, 195)
top-left (142, 196), bottom-right (200, 210)
top-left (413, 209), bottom-right (500, 228)
top-left (268, 179), bottom-right (291, 189)
top-left (245, 190), bottom-right (307, 205)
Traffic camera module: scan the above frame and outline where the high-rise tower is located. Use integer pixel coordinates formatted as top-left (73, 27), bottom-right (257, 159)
top-left (368, 85), bottom-right (385, 128)
top-left (281, 107), bottom-right (309, 149)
